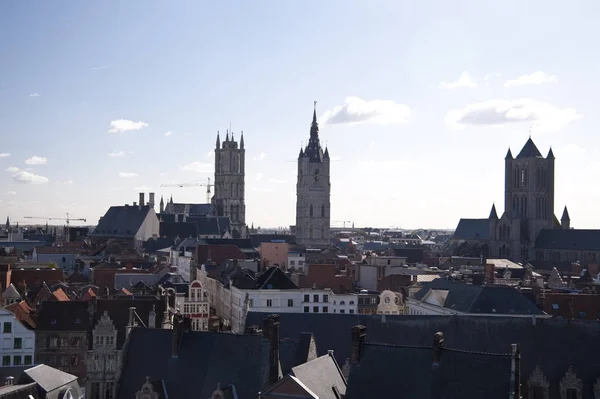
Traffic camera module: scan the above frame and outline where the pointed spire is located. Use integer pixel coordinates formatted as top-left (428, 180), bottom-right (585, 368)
top-left (489, 204), bottom-right (498, 219)
top-left (505, 148), bottom-right (513, 160)
top-left (547, 147), bottom-right (555, 160)
top-left (561, 206), bottom-right (570, 221)
top-left (216, 131), bottom-right (220, 149)
top-left (240, 131), bottom-right (244, 149)
top-left (170, 194), bottom-right (173, 204)
top-left (5, 216), bottom-right (10, 229)
top-left (516, 137), bottom-right (542, 159)
top-left (225, 130), bottom-right (229, 142)
top-left (324, 147), bottom-right (330, 158)
top-left (313, 100), bottom-right (317, 124)
top-left (299, 147), bottom-right (304, 157)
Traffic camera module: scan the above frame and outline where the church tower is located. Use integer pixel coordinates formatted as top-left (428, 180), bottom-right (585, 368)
top-left (212, 129), bottom-right (247, 238)
top-left (295, 102), bottom-right (331, 246)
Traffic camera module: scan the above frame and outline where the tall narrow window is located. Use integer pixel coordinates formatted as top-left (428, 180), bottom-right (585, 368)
top-left (521, 168), bottom-right (526, 187)
top-left (321, 204), bottom-right (325, 217)
top-left (309, 204), bottom-right (313, 217)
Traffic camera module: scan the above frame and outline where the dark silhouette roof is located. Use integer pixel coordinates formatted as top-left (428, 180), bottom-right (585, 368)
top-left (36, 301), bottom-right (90, 331)
top-left (163, 203), bottom-right (214, 215)
top-left (92, 205), bottom-right (154, 237)
top-left (452, 219), bottom-right (490, 240)
top-left (515, 137), bottom-right (543, 159)
top-left (346, 343), bottom-right (511, 399)
top-left (250, 234), bottom-right (296, 248)
top-left (535, 229), bottom-right (600, 251)
top-left (561, 206), bottom-right (570, 221)
top-left (489, 204), bottom-right (498, 219)
top-left (159, 221), bottom-right (197, 239)
top-left (116, 328), bottom-right (269, 399)
top-left (196, 244), bottom-right (247, 265)
top-left (204, 238), bottom-right (255, 250)
top-left (412, 279), bottom-right (545, 315)
top-left (256, 267), bottom-right (298, 290)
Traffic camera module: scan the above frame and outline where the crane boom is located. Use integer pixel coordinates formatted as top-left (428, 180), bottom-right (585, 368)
top-left (159, 178), bottom-right (214, 203)
top-left (24, 212), bottom-right (86, 227)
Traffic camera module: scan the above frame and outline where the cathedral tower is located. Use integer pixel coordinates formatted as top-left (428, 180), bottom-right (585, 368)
top-left (295, 102), bottom-right (331, 246)
top-left (212, 130), bottom-right (247, 238)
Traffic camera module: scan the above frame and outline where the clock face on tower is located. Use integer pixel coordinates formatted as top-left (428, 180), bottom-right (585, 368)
top-left (313, 168), bottom-right (320, 182)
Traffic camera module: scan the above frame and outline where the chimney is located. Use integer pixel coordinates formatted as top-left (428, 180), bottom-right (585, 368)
top-left (5, 376), bottom-right (14, 386)
top-left (172, 313), bottom-right (185, 358)
top-left (432, 331), bottom-right (444, 367)
top-left (484, 263), bottom-right (495, 285)
top-left (350, 325), bottom-right (367, 365)
top-left (262, 314), bottom-right (281, 385)
top-left (246, 325), bottom-right (261, 335)
top-left (126, 307), bottom-right (136, 337)
top-left (509, 344), bottom-right (521, 399)
top-left (148, 305), bottom-right (156, 329)
top-left (149, 193), bottom-right (155, 209)
top-left (133, 202), bottom-right (137, 207)
top-left (139, 193), bottom-right (145, 208)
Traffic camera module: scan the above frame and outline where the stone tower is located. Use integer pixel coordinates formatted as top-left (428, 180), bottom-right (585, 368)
top-left (295, 102), bottom-right (331, 246)
top-left (212, 130), bottom-right (247, 238)
top-left (488, 137), bottom-right (559, 261)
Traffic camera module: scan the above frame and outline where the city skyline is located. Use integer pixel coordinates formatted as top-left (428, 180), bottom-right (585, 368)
top-left (1, 0), bottom-right (599, 229)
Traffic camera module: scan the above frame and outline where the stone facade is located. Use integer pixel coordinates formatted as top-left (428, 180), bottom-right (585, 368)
top-left (35, 329), bottom-right (88, 381)
top-left (295, 102), bottom-right (331, 246)
top-left (86, 311), bottom-right (122, 399)
top-left (212, 130), bottom-right (247, 238)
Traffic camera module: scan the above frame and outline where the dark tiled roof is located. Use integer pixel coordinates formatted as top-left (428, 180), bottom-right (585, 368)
top-left (116, 328), bottom-right (269, 399)
top-left (345, 344), bottom-right (511, 399)
top-left (291, 353), bottom-right (346, 399)
top-left (159, 221), bottom-right (198, 239)
top-left (412, 279), bottom-right (545, 315)
top-left (36, 301), bottom-right (90, 331)
top-left (92, 298), bottom-right (166, 349)
top-left (256, 267), bottom-right (298, 290)
top-left (516, 137), bottom-right (543, 159)
top-left (143, 237), bottom-right (175, 253)
top-left (187, 215), bottom-right (231, 236)
top-left (0, 382), bottom-right (38, 398)
top-left (92, 205), bottom-right (155, 237)
top-left (197, 245), bottom-right (247, 265)
top-left (204, 238), bottom-right (255, 250)
top-left (452, 219), bottom-right (490, 240)
top-left (535, 229), bottom-right (600, 251)
top-left (279, 338), bottom-right (300, 376)
top-left (164, 203), bottom-right (214, 215)
top-left (250, 234), bottom-right (296, 248)
top-left (388, 247), bottom-right (424, 263)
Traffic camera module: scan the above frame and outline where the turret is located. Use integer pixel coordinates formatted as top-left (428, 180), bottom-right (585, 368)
top-left (547, 147), bottom-right (555, 160)
top-left (489, 204), bottom-right (498, 220)
top-left (240, 131), bottom-right (244, 149)
top-left (216, 131), bottom-right (220, 149)
top-left (561, 206), bottom-right (570, 229)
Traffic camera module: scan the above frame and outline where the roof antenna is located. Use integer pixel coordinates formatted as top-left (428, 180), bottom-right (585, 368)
top-left (529, 124), bottom-right (532, 139)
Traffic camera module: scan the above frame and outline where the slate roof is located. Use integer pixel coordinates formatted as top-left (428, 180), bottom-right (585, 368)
top-left (92, 297), bottom-right (166, 349)
top-left (21, 364), bottom-right (79, 393)
top-left (92, 205), bottom-right (154, 237)
top-left (250, 234), bottom-right (296, 248)
top-left (290, 353), bottom-right (346, 399)
top-left (452, 218), bottom-right (490, 241)
top-left (187, 215), bottom-right (230, 236)
top-left (247, 312), bottom-right (600, 399)
top-left (0, 382), bottom-right (39, 398)
top-left (516, 137), bottom-right (543, 159)
top-left (387, 247), bottom-right (424, 263)
top-left (36, 301), bottom-right (90, 331)
top-left (255, 267), bottom-right (298, 290)
top-left (143, 237), bottom-right (175, 253)
top-left (159, 221), bottom-right (198, 239)
top-left (116, 328), bottom-right (270, 399)
top-left (163, 202), bottom-right (214, 215)
top-left (345, 343), bottom-right (512, 399)
top-left (196, 244), bottom-right (247, 265)
top-left (412, 278), bottom-right (545, 315)
top-left (204, 238), bottom-right (255, 250)
top-left (535, 228), bottom-right (600, 251)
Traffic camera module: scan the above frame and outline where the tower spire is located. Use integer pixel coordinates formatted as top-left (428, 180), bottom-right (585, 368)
top-left (216, 131), bottom-right (220, 149)
top-left (240, 130), bottom-right (244, 149)
top-left (313, 100), bottom-right (317, 124)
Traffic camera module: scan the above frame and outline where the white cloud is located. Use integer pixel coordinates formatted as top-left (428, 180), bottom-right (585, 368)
top-left (253, 152), bottom-right (267, 161)
top-left (108, 119), bottom-right (148, 133)
top-left (439, 71), bottom-right (477, 89)
top-left (25, 156), bottom-right (47, 165)
top-left (134, 185), bottom-right (153, 191)
top-left (560, 144), bottom-right (587, 158)
top-left (6, 191), bottom-right (16, 195)
top-left (59, 179), bottom-right (74, 185)
top-left (321, 96), bottom-right (411, 125)
top-left (484, 73), bottom-right (501, 81)
top-left (180, 161), bottom-right (212, 173)
top-left (445, 99), bottom-right (581, 133)
top-left (12, 170), bottom-right (49, 184)
top-left (159, 172), bottom-right (166, 177)
top-left (118, 172), bottom-right (138, 178)
top-left (0, 153), bottom-right (10, 158)
top-left (205, 151), bottom-right (213, 158)
top-left (108, 151), bottom-right (125, 157)
top-left (6, 166), bottom-right (20, 173)
top-left (256, 173), bottom-right (264, 181)
top-left (29, 93), bottom-right (40, 97)
top-left (164, 131), bottom-right (172, 137)
top-left (504, 71), bottom-right (557, 87)
top-left (268, 178), bottom-right (287, 184)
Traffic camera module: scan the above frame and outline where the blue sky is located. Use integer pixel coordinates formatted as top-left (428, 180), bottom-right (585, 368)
top-left (1, 0), bottom-right (600, 229)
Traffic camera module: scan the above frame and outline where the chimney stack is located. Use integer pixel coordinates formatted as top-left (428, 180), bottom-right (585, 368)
top-left (139, 193), bottom-right (145, 208)
top-left (509, 344), bottom-right (521, 399)
top-left (148, 305), bottom-right (156, 329)
top-left (172, 313), bottom-right (185, 358)
top-left (5, 376), bottom-right (14, 386)
top-left (262, 314), bottom-right (281, 385)
top-left (126, 307), bottom-right (136, 337)
top-left (149, 192), bottom-right (155, 209)
top-left (350, 325), bottom-right (367, 365)
top-left (432, 332), bottom-right (444, 367)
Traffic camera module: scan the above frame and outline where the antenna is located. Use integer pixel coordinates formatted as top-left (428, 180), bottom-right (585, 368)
top-left (529, 124), bottom-right (532, 138)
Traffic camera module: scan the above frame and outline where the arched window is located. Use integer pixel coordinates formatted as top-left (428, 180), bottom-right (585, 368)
top-left (309, 204), bottom-right (313, 217)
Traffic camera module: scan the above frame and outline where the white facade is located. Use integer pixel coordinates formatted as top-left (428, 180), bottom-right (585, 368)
top-left (0, 308), bottom-right (35, 367)
top-left (377, 290), bottom-right (406, 315)
top-left (171, 249), bottom-right (193, 282)
top-left (172, 280), bottom-right (210, 331)
top-left (287, 252), bottom-right (306, 272)
top-left (199, 267), bottom-right (358, 333)
top-left (355, 256), bottom-right (408, 291)
top-left (32, 251), bottom-right (78, 275)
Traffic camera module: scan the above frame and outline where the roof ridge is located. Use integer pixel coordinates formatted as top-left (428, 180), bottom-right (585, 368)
top-left (466, 286), bottom-right (484, 313)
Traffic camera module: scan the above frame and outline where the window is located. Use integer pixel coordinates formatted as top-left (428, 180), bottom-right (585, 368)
top-left (579, 311), bottom-right (586, 318)
top-left (309, 204), bottom-right (313, 217)
top-left (71, 355), bottom-right (79, 367)
top-left (303, 294), bottom-right (309, 302)
top-left (349, 309), bottom-right (355, 314)
top-left (322, 306), bottom-right (328, 313)
top-left (340, 309), bottom-right (345, 314)
top-left (552, 304), bottom-right (559, 310)
top-left (566, 389), bottom-right (577, 399)
top-left (61, 337), bottom-right (69, 348)
top-left (323, 294), bottom-right (329, 303)
top-left (3, 322), bottom-right (11, 333)
top-left (321, 204), bottom-right (325, 217)
top-left (49, 337), bottom-right (58, 348)
top-left (384, 297), bottom-right (390, 304)
top-left (13, 337), bottom-right (22, 349)
top-left (531, 387), bottom-right (544, 399)
top-left (24, 355), bottom-right (32, 365)
top-left (71, 337), bottom-right (80, 347)
top-left (287, 299), bottom-right (293, 307)
top-left (248, 299), bottom-right (254, 308)
top-left (266, 299), bottom-right (273, 307)
top-left (313, 306), bottom-right (319, 313)
top-left (60, 355), bottom-right (69, 366)
top-left (290, 260), bottom-right (295, 266)
top-left (304, 306), bottom-right (309, 313)
top-left (13, 355), bottom-right (22, 366)
top-left (313, 294), bottom-right (319, 302)
top-left (2, 356), bottom-right (10, 366)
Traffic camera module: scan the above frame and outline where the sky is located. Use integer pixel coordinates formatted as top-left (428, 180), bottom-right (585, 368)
top-left (1, 0), bottom-right (600, 230)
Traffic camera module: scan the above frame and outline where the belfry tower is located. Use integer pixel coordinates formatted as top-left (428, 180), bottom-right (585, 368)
top-left (212, 130), bottom-right (247, 238)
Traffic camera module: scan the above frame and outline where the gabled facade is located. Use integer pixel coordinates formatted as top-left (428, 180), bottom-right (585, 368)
top-left (2, 282), bottom-right (21, 306)
top-left (172, 280), bottom-right (210, 331)
top-left (86, 311), bottom-right (122, 399)
top-left (0, 307), bottom-right (35, 368)
top-left (295, 102), bottom-right (331, 247)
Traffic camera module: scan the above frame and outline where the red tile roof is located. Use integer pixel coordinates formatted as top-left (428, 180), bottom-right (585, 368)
top-left (52, 288), bottom-right (70, 302)
top-left (196, 244), bottom-right (247, 265)
top-left (5, 301), bottom-right (36, 329)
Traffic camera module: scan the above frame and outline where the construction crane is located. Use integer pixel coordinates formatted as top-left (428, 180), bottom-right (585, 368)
top-left (24, 213), bottom-right (87, 227)
top-left (160, 178), bottom-right (214, 203)
top-left (333, 220), bottom-right (353, 229)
